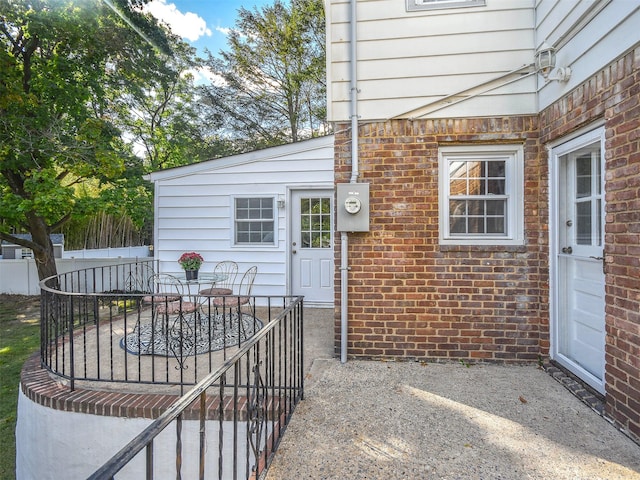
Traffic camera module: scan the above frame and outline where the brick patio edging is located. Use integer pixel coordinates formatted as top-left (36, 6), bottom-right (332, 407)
top-left (542, 360), bottom-right (605, 416)
top-left (19, 352), bottom-right (262, 421)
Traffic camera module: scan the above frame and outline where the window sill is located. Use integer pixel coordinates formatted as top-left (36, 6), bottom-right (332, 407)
top-left (439, 244), bottom-right (528, 253)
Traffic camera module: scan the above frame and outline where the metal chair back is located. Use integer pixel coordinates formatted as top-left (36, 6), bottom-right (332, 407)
top-left (150, 273), bottom-right (185, 297)
top-left (236, 266), bottom-right (257, 298)
top-left (213, 261), bottom-right (238, 291)
top-left (236, 266), bottom-right (258, 317)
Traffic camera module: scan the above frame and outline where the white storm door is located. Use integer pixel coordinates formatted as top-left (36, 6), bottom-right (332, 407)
top-left (290, 191), bottom-right (334, 306)
top-left (553, 133), bottom-right (606, 394)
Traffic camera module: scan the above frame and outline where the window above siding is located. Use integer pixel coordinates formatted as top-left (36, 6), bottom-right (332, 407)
top-left (438, 145), bottom-right (524, 246)
top-left (406, 0), bottom-right (486, 12)
top-left (234, 197), bottom-right (276, 245)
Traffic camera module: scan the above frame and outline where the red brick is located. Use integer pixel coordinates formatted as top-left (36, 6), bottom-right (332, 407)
top-left (335, 45), bottom-right (640, 444)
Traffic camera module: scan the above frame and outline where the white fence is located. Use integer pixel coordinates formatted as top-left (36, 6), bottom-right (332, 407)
top-left (63, 246), bottom-right (151, 259)
top-left (0, 257), bottom-right (151, 295)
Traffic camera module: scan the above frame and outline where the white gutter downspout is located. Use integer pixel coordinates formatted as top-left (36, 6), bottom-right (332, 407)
top-left (341, 0), bottom-right (358, 364)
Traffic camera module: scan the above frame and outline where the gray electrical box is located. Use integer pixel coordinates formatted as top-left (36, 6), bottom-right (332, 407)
top-left (337, 183), bottom-right (370, 232)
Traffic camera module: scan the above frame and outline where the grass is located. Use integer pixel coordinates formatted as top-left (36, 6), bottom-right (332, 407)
top-left (0, 294), bottom-right (41, 480)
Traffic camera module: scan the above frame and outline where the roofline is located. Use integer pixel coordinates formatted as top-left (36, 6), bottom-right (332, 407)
top-left (145, 135), bottom-right (335, 182)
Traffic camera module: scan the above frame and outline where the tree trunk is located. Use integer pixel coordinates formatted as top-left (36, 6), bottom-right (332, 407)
top-left (28, 217), bottom-right (59, 282)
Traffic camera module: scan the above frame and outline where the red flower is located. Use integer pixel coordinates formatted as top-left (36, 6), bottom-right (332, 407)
top-left (178, 252), bottom-right (204, 270)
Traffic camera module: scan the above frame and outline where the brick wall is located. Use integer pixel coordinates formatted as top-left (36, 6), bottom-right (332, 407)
top-left (335, 45), bottom-right (640, 441)
top-left (334, 116), bottom-right (548, 363)
top-left (540, 46), bottom-right (640, 442)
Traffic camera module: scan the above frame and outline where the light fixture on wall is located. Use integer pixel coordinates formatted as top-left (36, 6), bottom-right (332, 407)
top-left (277, 195), bottom-right (285, 209)
top-left (535, 45), bottom-right (571, 82)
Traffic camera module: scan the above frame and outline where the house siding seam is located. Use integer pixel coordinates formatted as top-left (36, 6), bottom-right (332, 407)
top-left (334, 115), bottom-right (548, 363)
top-left (540, 45), bottom-right (640, 442)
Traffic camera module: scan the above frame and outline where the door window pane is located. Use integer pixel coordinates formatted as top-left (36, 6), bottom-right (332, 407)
top-left (576, 155), bottom-right (592, 198)
top-left (571, 147), bottom-right (602, 247)
top-left (300, 197), bottom-right (332, 248)
top-left (576, 201), bottom-right (592, 245)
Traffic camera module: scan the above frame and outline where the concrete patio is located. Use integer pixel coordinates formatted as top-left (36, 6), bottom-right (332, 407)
top-left (266, 317), bottom-right (640, 480)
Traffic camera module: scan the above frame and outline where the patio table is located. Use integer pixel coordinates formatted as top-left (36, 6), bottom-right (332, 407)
top-left (123, 269), bottom-right (259, 366)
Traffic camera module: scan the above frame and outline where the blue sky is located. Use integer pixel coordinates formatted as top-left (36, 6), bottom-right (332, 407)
top-left (143, 0), bottom-right (275, 58)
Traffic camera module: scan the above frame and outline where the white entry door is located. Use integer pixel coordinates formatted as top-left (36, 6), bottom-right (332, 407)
top-left (552, 129), bottom-right (606, 393)
top-left (290, 190), bottom-right (334, 306)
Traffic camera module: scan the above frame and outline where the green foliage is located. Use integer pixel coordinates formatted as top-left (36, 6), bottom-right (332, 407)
top-left (199, 0), bottom-right (327, 151)
top-left (0, 0), bottom-right (329, 275)
top-left (107, 38), bottom-right (212, 171)
top-left (0, 0), bottom-right (186, 277)
top-left (0, 295), bottom-right (41, 479)
top-left (459, 359), bottom-right (472, 368)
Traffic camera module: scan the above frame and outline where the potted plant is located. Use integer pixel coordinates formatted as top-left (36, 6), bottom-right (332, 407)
top-left (178, 252), bottom-right (204, 280)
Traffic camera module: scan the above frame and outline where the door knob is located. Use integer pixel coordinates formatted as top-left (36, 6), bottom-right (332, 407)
top-left (292, 250), bottom-right (297, 254)
top-left (561, 246), bottom-right (573, 254)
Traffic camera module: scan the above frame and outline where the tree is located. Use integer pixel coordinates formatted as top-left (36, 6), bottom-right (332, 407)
top-left (199, 0), bottom-right (327, 151)
top-left (0, 0), bottom-right (174, 281)
top-left (109, 39), bottom-right (222, 172)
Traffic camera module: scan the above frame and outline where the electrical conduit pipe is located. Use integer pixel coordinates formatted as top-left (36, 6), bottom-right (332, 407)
top-left (341, 0), bottom-right (359, 364)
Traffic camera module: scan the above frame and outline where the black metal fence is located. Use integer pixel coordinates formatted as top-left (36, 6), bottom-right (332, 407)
top-left (39, 260), bottom-right (302, 392)
top-left (88, 297), bottom-right (304, 479)
top-left (39, 259), bottom-right (305, 478)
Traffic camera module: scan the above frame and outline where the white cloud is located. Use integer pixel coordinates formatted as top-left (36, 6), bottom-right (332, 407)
top-left (188, 66), bottom-right (227, 87)
top-left (178, 66), bottom-right (226, 87)
top-left (215, 26), bottom-right (231, 37)
top-left (144, 0), bottom-right (212, 42)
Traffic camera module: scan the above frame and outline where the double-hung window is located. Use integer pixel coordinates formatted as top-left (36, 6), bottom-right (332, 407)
top-left (234, 197), bottom-right (275, 245)
top-left (439, 145), bottom-right (524, 246)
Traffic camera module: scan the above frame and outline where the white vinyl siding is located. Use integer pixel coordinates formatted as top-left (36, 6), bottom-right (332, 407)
top-left (439, 145), bottom-right (524, 246)
top-left (148, 136), bottom-right (334, 301)
top-left (406, 0), bottom-right (486, 12)
top-left (328, 0), bottom-right (638, 121)
top-left (535, 0), bottom-right (640, 110)
top-left (326, 0), bottom-right (536, 122)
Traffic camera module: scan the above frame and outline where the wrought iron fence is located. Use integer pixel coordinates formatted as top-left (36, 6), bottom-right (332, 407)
top-left (39, 260), bottom-right (300, 392)
top-left (88, 296), bottom-right (304, 479)
top-left (39, 260), bottom-right (305, 478)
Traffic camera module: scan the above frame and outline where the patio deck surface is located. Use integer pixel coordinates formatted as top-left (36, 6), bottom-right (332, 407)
top-left (265, 358), bottom-right (640, 480)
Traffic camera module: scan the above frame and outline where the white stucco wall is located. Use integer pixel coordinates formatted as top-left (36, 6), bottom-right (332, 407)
top-left (15, 389), bottom-right (252, 479)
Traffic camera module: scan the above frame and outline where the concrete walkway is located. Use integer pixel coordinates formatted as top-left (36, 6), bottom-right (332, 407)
top-left (265, 311), bottom-right (640, 480)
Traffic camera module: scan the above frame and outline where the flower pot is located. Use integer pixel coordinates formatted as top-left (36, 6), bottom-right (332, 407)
top-left (185, 269), bottom-right (199, 281)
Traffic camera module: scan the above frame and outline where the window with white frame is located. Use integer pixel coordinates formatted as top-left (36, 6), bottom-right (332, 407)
top-left (234, 197), bottom-right (275, 245)
top-left (439, 145), bottom-right (524, 245)
top-left (406, 0), bottom-right (485, 12)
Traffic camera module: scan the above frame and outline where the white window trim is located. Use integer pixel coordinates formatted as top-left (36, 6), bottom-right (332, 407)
top-left (407, 0), bottom-right (486, 12)
top-left (232, 195), bottom-right (278, 247)
top-left (438, 145), bottom-right (524, 246)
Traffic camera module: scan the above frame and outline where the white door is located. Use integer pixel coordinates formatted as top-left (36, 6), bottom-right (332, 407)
top-left (552, 130), bottom-right (606, 393)
top-left (290, 190), bottom-right (334, 306)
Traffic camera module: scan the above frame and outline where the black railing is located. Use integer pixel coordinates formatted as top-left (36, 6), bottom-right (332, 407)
top-left (88, 296), bottom-right (304, 479)
top-left (39, 260), bottom-right (301, 393)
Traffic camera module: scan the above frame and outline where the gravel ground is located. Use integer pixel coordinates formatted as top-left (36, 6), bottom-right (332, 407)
top-left (265, 359), bottom-right (640, 480)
